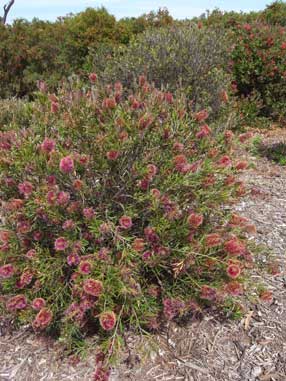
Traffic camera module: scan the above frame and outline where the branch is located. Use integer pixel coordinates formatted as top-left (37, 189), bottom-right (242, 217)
top-left (2, 0), bottom-right (15, 25)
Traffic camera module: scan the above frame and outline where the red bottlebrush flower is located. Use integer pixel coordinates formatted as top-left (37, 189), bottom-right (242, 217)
top-left (26, 249), bottom-right (37, 259)
top-left (243, 23), bottom-right (252, 32)
top-left (173, 154), bottom-right (191, 173)
top-left (20, 270), bottom-right (33, 287)
top-left (99, 223), bottom-right (113, 234)
top-left (150, 188), bottom-right (161, 199)
top-left (224, 175), bottom-right (236, 186)
top-left (83, 279), bottom-right (103, 297)
top-left (54, 237), bottom-right (69, 251)
top-left (0, 264), bottom-right (15, 278)
top-left (67, 253), bottom-right (80, 266)
top-left (119, 215), bottom-right (133, 229)
top-left (57, 191), bottom-right (70, 206)
top-left (220, 90), bottom-right (229, 103)
top-left (173, 142), bottom-right (184, 152)
top-left (137, 178), bottom-right (150, 190)
top-left (227, 263), bottom-right (241, 279)
top-left (46, 175), bottom-right (57, 187)
top-left (194, 109), bottom-right (209, 122)
top-left (187, 213), bottom-right (204, 228)
top-left (147, 164), bottom-right (158, 179)
top-left (229, 214), bottom-right (248, 227)
top-left (163, 298), bottom-right (185, 320)
top-left (196, 124), bottom-right (211, 139)
top-left (217, 155), bottom-right (232, 168)
top-left (6, 199), bottom-right (24, 211)
top-left (197, 21), bottom-right (203, 29)
top-left (6, 294), bottom-right (27, 311)
top-left (73, 179), bottom-right (83, 190)
top-left (131, 98), bottom-right (140, 109)
top-left (102, 97), bottom-right (116, 109)
top-left (32, 298), bottom-right (46, 310)
top-left (132, 238), bottom-right (145, 252)
top-left (144, 227), bottom-right (159, 243)
top-left (138, 114), bottom-right (153, 129)
top-left (0, 230), bottom-right (10, 243)
top-left (16, 220), bottom-right (31, 234)
top-left (18, 181), bottom-right (33, 197)
top-left (78, 261), bottom-right (92, 275)
top-left (33, 231), bottom-right (43, 241)
top-left (224, 237), bottom-right (245, 256)
top-left (62, 219), bottom-right (75, 231)
top-left (51, 101), bottom-right (59, 113)
top-left (225, 281), bottom-right (243, 296)
top-left (114, 81), bottom-right (123, 92)
top-left (94, 366), bottom-right (111, 381)
top-left (83, 207), bottom-right (95, 220)
top-left (239, 132), bottom-right (253, 143)
top-left (202, 174), bottom-right (216, 187)
top-left (200, 285), bottom-right (217, 301)
top-left (235, 161), bottom-right (248, 171)
top-left (244, 224), bottom-right (257, 235)
top-left (98, 247), bottom-right (110, 261)
top-left (224, 130), bottom-right (234, 143)
top-left (89, 72), bottom-right (97, 82)
top-left (142, 250), bottom-right (153, 261)
top-left (281, 42), bottom-right (286, 50)
top-left (259, 290), bottom-right (273, 303)
top-left (78, 154), bottom-right (89, 166)
top-left (106, 150), bottom-right (119, 161)
top-left (59, 156), bottom-right (74, 174)
top-left (46, 190), bottom-right (57, 205)
top-left (118, 130), bottom-right (128, 141)
top-left (164, 92), bottom-right (173, 104)
top-left (174, 154), bottom-right (187, 166)
top-left (40, 138), bottom-right (55, 153)
top-left (99, 311), bottom-right (117, 331)
top-left (33, 308), bottom-right (53, 329)
top-left (156, 246), bottom-right (170, 256)
top-left (205, 233), bottom-right (222, 248)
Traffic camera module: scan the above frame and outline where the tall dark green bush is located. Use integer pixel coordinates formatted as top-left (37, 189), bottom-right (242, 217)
top-left (92, 24), bottom-right (231, 116)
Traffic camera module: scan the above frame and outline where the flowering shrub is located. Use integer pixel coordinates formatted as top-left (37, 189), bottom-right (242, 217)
top-left (92, 25), bottom-right (230, 117)
top-left (0, 77), bottom-right (254, 376)
top-left (230, 22), bottom-right (286, 120)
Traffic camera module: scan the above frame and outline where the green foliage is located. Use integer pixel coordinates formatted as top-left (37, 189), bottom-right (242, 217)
top-left (0, 7), bottom-right (174, 98)
top-left (0, 78), bottom-right (256, 374)
top-left (230, 22), bottom-right (286, 120)
top-left (261, 1), bottom-right (286, 26)
top-left (92, 24), bottom-right (231, 117)
top-left (259, 141), bottom-right (286, 165)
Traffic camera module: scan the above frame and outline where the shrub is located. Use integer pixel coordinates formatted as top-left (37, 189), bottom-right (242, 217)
top-left (0, 8), bottom-right (175, 99)
top-left (230, 22), bottom-right (286, 120)
top-left (261, 1), bottom-right (286, 26)
top-left (0, 98), bottom-right (32, 128)
top-left (0, 77), bottom-right (255, 376)
top-left (91, 25), bottom-right (231, 117)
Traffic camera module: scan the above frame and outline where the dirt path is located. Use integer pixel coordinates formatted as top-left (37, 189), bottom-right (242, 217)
top-left (1, 130), bottom-right (286, 381)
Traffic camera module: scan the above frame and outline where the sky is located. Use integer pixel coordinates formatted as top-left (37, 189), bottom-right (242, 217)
top-left (5, 0), bottom-right (271, 23)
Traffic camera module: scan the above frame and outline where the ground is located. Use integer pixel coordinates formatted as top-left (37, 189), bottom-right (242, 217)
top-left (1, 128), bottom-right (286, 381)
